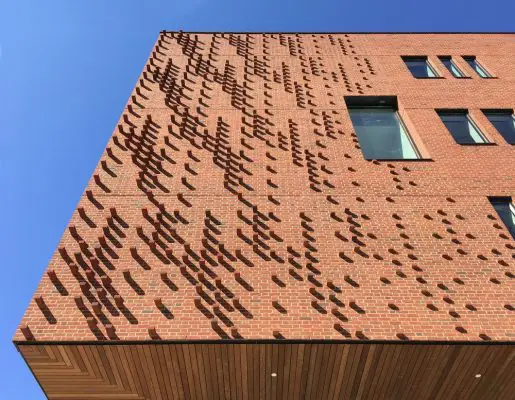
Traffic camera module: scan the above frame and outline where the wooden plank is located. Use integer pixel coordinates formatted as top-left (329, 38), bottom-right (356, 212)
top-left (303, 343), bottom-right (318, 398)
top-left (245, 344), bottom-right (255, 399)
top-left (204, 344), bottom-right (220, 400)
top-left (227, 344), bottom-right (238, 400)
top-left (168, 344), bottom-right (188, 399)
top-left (202, 344), bottom-right (213, 399)
top-left (446, 344), bottom-right (481, 399)
top-left (76, 345), bottom-right (96, 382)
top-left (281, 343), bottom-right (292, 400)
top-left (396, 343), bottom-right (426, 400)
top-left (373, 343), bottom-right (401, 399)
top-left (325, 343), bottom-right (341, 399)
top-left (142, 344), bottom-right (163, 399)
top-left (359, 344), bottom-right (385, 400)
top-left (93, 345), bottom-right (116, 384)
top-left (69, 345), bottom-right (87, 373)
top-left (331, 343), bottom-right (351, 400)
top-left (424, 345), bottom-right (460, 399)
top-left (460, 345), bottom-right (498, 399)
top-left (160, 344), bottom-right (179, 399)
top-left (349, 344), bottom-right (370, 399)
top-left (240, 343), bottom-right (249, 400)
top-left (396, 343), bottom-right (423, 399)
top-left (103, 345), bottom-right (125, 392)
top-left (468, 346), bottom-right (514, 400)
top-left (210, 344), bottom-right (224, 400)
top-left (110, 346), bottom-right (134, 393)
top-left (373, 343), bottom-right (400, 399)
top-left (496, 349), bottom-right (515, 399)
top-left (354, 343), bottom-right (377, 399)
top-left (311, 342), bottom-right (330, 399)
top-left (251, 341), bottom-right (260, 400)
top-left (340, 343), bottom-right (362, 399)
top-left (181, 344), bottom-right (198, 399)
top-left (269, 343), bottom-right (276, 398)
top-left (192, 344), bottom-right (209, 399)
top-left (85, 345), bottom-right (109, 384)
top-left (265, 344), bottom-right (272, 400)
top-left (320, 343), bottom-right (337, 400)
top-left (290, 343), bottom-right (304, 400)
top-left (119, 345), bottom-right (142, 396)
top-left (232, 344), bottom-right (242, 400)
top-left (492, 347), bottom-right (515, 398)
top-left (150, 344), bottom-right (172, 400)
top-left (259, 344), bottom-right (266, 399)
top-left (272, 342), bottom-right (283, 400)
top-left (443, 345), bottom-right (485, 400)
top-left (57, 345), bottom-right (74, 369)
top-left (137, 344), bottom-right (161, 400)
top-left (219, 342), bottom-right (231, 400)
top-left (325, 343), bottom-right (343, 400)
top-left (434, 345), bottom-right (470, 399)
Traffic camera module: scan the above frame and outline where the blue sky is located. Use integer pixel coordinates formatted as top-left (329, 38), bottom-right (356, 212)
top-left (0, 1), bottom-right (513, 397)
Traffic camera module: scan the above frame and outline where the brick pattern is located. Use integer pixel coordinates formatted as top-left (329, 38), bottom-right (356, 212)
top-left (15, 33), bottom-right (514, 342)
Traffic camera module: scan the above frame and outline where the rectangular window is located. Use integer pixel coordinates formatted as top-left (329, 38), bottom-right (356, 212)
top-left (437, 110), bottom-right (490, 145)
top-left (402, 57), bottom-right (439, 78)
top-left (438, 56), bottom-right (466, 78)
top-left (463, 56), bottom-right (492, 78)
top-left (489, 197), bottom-right (515, 239)
top-left (483, 110), bottom-right (515, 144)
top-left (346, 97), bottom-right (421, 160)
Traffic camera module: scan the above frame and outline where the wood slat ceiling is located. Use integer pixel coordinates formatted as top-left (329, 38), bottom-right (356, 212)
top-left (19, 342), bottom-right (515, 399)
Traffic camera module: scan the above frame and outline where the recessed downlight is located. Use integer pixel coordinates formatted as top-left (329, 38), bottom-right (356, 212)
top-left (475, 374), bottom-right (482, 378)
top-left (271, 373), bottom-right (277, 377)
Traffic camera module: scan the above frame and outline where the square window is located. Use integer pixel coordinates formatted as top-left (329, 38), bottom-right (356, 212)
top-left (346, 97), bottom-right (421, 160)
top-left (438, 56), bottom-right (466, 78)
top-left (463, 56), bottom-right (492, 78)
top-left (402, 57), bottom-right (439, 78)
top-left (489, 197), bottom-right (515, 239)
top-left (483, 110), bottom-right (515, 144)
top-left (437, 110), bottom-right (490, 145)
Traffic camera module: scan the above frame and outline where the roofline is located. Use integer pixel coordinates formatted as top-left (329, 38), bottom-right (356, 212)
top-left (160, 31), bottom-right (515, 35)
top-left (14, 339), bottom-right (515, 346)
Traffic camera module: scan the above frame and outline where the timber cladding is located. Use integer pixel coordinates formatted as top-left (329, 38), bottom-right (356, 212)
top-left (18, 342), bottom-right (515, 400)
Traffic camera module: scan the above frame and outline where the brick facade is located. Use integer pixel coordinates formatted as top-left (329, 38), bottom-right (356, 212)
top-left (14, 33), bottom-right (514, 343)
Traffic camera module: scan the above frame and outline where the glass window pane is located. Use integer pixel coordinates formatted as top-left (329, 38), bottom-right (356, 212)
top-left (464, 57), bottom-right (491, 78)
top-left (484, 111), bottom-right (515, 144)
top-left (404, 58), bottom-right (437, 78)
top-left (439, 57), bottom-right (465, 78)
top-left (489, 198), bottom-right (515, 238)
top-left (425, 64), bottom-right (436, 78)
top-left (348, 108), bottom-right (419, 159)
top-left (467, 118), bottom-right (485, 143)
top-left (438, 112), bottom-right (487, 144)
top-left (450, 63), bottom-right (463, 77)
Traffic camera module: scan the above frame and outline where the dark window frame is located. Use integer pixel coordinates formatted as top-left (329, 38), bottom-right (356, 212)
top-left (436, 109), bottom-right (494, 146)
top-left (488, 196), bottom-right (515, 239)
top-left (402, 56), bottom-right (442, 79)
top-left (345, 96), bottom-right (426, 161)
top-left (481, 109), bottom-right (515, 145)
top-left (462, 56), bottom-right (495, 78)
top-left (437, 56), bottom-right (468, 78)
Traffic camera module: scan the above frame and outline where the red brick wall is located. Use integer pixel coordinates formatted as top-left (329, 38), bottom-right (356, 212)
top-left (15, 33), bottom-right (515, 342)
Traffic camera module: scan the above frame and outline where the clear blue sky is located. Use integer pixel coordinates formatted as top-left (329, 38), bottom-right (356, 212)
top-left (0, 1), bottom-right (513, 397)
